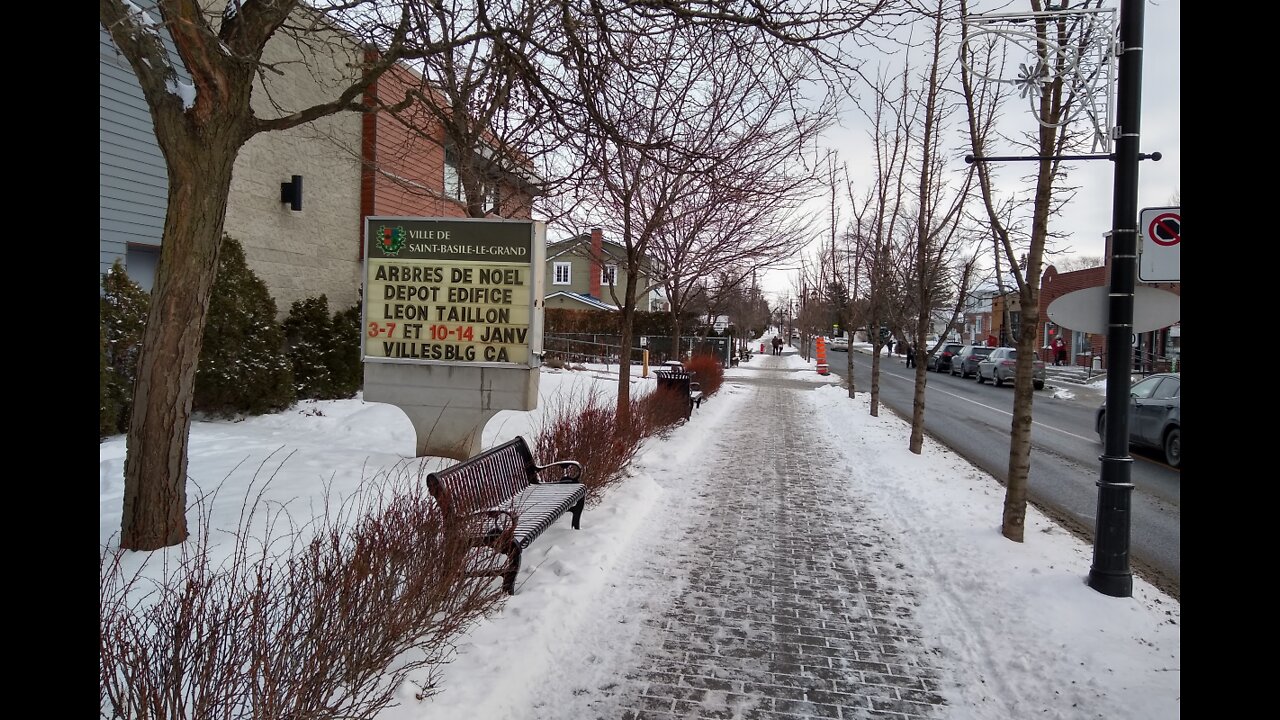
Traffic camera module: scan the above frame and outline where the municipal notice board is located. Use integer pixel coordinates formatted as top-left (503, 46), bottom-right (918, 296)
top-left (361, 217), bottom-right (544, 367)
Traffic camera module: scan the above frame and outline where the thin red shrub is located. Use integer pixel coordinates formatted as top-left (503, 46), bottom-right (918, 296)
top-left (533, 387), bottom-right (638, 506)
top-left (99, 463), bottom-right (509, 719)
top-left (684, 352), bottom-right (724, 396)
top-left (532, 372), bottom-right (694, 506)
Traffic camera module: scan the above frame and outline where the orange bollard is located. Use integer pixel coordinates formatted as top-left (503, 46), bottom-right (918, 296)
top-left (815, 337), bottom-right (829, 375)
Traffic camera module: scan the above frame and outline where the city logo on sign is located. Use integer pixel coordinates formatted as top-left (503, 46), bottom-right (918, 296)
top-left (377, 225), bottom-right (408, 256)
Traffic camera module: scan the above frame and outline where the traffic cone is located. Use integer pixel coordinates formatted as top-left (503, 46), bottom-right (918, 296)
top-left (816, 336), bottom-right (829, 375)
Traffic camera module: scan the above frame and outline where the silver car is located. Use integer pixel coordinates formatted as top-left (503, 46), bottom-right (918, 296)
top-left (976, 347), bottom-right (1046, 390)
top-left (950, 345), bottom-right (994, 379)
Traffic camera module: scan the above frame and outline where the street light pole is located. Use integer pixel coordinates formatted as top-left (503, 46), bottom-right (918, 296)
top-left (1089, 0), bottom-right (1145, 598)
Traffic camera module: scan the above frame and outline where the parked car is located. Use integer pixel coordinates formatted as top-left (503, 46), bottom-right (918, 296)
top-left (951, 345), bottom-right (995, 378)
top-left (828, 337), bottom-right (849, 352)
top-left (1094, 373), bottom-right (1180, 468)
top-left (927, 342), bottom-right (964, 373)
top-left (975, 347), bottom-right (1046, 390)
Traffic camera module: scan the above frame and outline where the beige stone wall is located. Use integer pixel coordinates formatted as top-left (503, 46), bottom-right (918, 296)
top-left (221, 7), bottom-right (365, 317)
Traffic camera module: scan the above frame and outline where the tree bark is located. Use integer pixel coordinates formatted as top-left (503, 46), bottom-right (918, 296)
top-left (120, 122), bottom-right (242, 550)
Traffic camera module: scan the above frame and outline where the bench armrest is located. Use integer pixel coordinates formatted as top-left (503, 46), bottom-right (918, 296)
top-left (458, 509), bottom-right (517, 545)
top-left (532, 459), bottom-right (582, 484)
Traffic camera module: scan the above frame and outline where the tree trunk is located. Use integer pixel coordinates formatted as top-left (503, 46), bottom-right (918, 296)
top-left (1002, 280), bottom-right (1043, 543)
top-left (616, 307), bottom-right (636, 434)
top-left (120, 135), bottom-right (238, 551)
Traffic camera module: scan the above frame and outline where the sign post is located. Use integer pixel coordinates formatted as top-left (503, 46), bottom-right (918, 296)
top-left (361, 217), bottom-right (546, 460)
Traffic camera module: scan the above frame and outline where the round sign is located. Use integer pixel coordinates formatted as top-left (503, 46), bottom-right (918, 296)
top-left (1148, 213), bottom-right (1180, 247)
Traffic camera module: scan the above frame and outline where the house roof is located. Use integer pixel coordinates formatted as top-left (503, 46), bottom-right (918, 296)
top-left (546, 234), bottom-right (636, 264)
top-left (545, 291), bottom-right (619, 312)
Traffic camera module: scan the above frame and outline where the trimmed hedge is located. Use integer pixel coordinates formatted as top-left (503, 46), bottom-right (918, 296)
top-left (99, 260), bottom-right (150, 438)
top-left (283, 295), bottom-right (362, 400)
top-left (192, 236), bottom-right (296, 417)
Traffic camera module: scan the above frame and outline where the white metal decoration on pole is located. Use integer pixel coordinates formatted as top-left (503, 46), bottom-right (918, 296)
top-left (960, 5), bottom-right (1117, 153)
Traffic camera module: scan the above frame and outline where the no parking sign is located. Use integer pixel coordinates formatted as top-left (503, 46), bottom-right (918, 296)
top-left (1138, 206), bottom-right (1180, 282)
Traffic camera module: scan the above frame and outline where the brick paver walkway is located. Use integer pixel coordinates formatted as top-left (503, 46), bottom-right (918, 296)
top-left (574, 353), bottom-right (948, 720)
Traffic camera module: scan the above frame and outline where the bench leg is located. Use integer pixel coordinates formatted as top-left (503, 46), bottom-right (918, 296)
top-left (569, 496), bottom-right (585, 530)
top-left (502, 544), bottom-right (523, 595)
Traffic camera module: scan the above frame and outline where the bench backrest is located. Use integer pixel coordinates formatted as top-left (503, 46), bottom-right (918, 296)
top-left (426, 437), bottom-right (538, 515)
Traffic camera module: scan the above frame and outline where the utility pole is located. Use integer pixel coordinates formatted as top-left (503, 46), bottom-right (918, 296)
top-left (1089, 0), bottom-right (1145, 598)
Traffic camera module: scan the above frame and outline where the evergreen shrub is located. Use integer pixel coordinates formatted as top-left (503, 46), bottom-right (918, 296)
top-left (99, 260), bottom-right (150, 438)
top-left (329, 302), bottom-right (363, 397)
top-left (283, 296), bottom-right (362, 400)
top-left (283, 295), bottom-right (334, 398)
top-left (100, 326), bottom-right (118, 440)
top-left (193, 236), bottom-right (295, 417)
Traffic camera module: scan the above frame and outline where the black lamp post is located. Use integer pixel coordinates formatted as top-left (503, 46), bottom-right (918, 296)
top-left (1088, 0), bottom-right (1145, 599)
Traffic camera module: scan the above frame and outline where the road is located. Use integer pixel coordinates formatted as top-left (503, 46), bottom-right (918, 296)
top-left (821, 346), bottom-right (1180, 599)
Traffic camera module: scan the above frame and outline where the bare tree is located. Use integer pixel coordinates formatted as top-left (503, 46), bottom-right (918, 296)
top-left (960, 0), bottom-right (1107, 541)
top-left (1052, 254), bottom-right (1105, 272)
top-left (100, 0), bottom-right (906, 549)
top-left (367, 1), bottom-right (559, 219)
top-left (897, 0), bottom-right (980, 454)
top-left (98, 0), bottom-right (450, 550)
top-left (556, 11), bottom-right (853, 429)
top-left (847, 67), bottom-right (912, 418)
top-left (654, 178), bottom-right (825, 352)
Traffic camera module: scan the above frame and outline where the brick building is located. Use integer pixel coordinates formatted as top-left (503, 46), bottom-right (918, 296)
top-left (1038, 263), bottom-right (1180, 372)
top-left (101, 2), bottom-right (535, 317)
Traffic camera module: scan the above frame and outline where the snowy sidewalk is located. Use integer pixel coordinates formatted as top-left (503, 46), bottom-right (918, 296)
top-left (543, 351), bottom-right (945, 719)
top-left (390, 345), bottom-right (1177, 720)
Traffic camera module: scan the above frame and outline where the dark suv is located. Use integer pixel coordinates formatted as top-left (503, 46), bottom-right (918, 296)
top-left (951, 345), bottom-right (995, 379)
top-left (928, 343), bottom-right (964, 373)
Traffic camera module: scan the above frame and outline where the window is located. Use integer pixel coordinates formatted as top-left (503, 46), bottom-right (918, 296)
top-left (444, 146), bottom-right (500, 212)
top-left (444, 148), bottom-right (460, 200)
top-left (553, 262), bottom-right (572, 285)
top-left (1129, 375), bottom-right (1164, 399)
top-left (125, 244), bottom-right (160, 293)
top-left (1153, 377), bottom-right (1179, 400)
top-left (602, 265), bottom-right (617, 286)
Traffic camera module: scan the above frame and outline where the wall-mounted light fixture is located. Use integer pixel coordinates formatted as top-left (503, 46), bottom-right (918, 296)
top-left (280, 175), bottom-right (303, 211)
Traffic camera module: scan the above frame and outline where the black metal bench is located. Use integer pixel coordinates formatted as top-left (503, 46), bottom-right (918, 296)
top-left (654, 369), bottom-right (705, 419)
top-left (426, 436), bottom-right (585, 595)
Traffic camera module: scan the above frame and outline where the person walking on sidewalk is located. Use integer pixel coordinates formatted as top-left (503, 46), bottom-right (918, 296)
top-left (1052, 336), bottom-right (1067, 366)
top-left (905, 342), bottom-right (916, 368)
